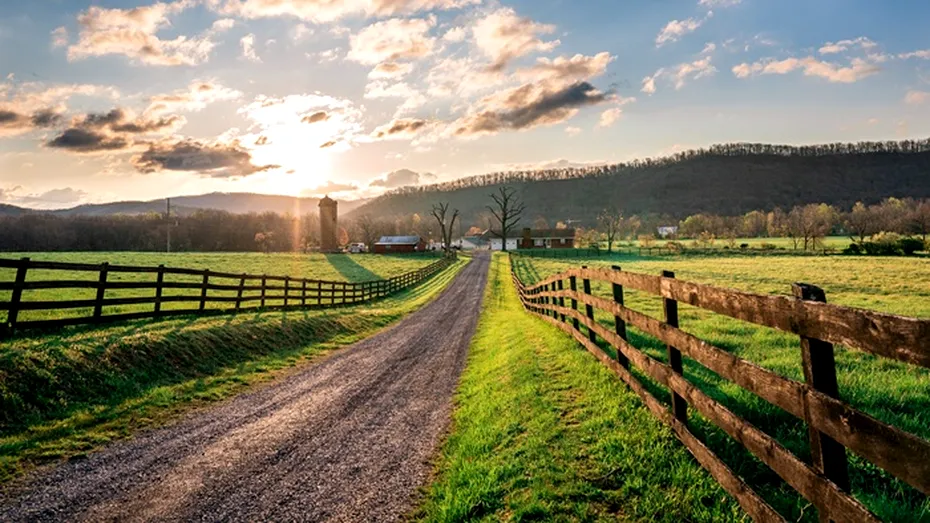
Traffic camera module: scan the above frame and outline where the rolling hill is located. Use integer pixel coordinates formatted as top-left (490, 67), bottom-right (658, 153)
top-left (0, 193), bottom-right (369, 217)
top-left (347, 141), bottom-right (930, 226)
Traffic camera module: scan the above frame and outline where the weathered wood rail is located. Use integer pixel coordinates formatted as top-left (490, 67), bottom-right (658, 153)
top-left (0, 255), bottom-right (455, 338)
top-left (510, 253), bottom-right (930, 522)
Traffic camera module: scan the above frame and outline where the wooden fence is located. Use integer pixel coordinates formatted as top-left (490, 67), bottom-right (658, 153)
top-left (0, 255), bottom-right (455, 338)
top-left (509, 253), bottom-right (930, 522)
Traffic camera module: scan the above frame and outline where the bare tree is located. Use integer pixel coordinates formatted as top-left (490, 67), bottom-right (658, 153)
top-left (788, 203), bottom-right (837, 251)
top-left (844, 202), bottom-right (878, 244)
top-left (908, 199), bottom-right (930, 242)
top-left (352, 214), bottom-right (380, 250)
top-left (431, 202), bottom-right (460, 252)
top-left (597, 209), bottom-right (624, 253)
top-left (487, 186), bottom-right (526, 252)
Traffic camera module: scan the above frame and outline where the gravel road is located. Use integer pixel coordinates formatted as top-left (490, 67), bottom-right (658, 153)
top-left (0, 252), bottom-right (489, 523)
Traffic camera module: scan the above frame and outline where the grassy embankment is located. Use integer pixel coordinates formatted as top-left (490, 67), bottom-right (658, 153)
top-left (0, 255), bottom-right (466, 485)
top-left (417, 254), bottom-right (745, 522)
top-left (0, 252), bottom-right (443, 323)
top-left (510, 253), bottom-right (930, 521)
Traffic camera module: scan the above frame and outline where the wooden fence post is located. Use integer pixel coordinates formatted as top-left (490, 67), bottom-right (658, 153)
top-left (662, 270), bottom-right (687, 424)
top-left (317, 280), bottom-right (322, 306)
top-left (301, 280), bottom-right (307, 307)
top-left (557, 279), bottom-right (566, 322)
top-left (235, 274), bottom-right (245, 311)
top-left (94, 262), bottom-right (109, 320)
top-left (260, 275), bottom-right (267, 308)
top-left (792, 283), bottom-right (851, 499)
top-left (154, 264), bottom-right (165, 314)
top-left (582, 266), bottom-right (596, 343)
top-left (6, 257), bottom-right (30, 334)
top-left (199, 270), bottom-right (209, 311)
top-left (284, 277), bottom-right (290, 308)
top-left (611, 265), bottom-right (630, 370)
top-left (342, 282), bottom-right (347, 305)
top-left (569, 275), bottom-right (579, 331)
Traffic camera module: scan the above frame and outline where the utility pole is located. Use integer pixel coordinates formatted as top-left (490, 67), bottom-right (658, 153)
top-left (166, 198), bottom-right (171, 253)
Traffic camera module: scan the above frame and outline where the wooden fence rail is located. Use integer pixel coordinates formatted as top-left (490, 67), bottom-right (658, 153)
top-left (0, 255), bottom-right (455, 338)
top-left (509, 253), bottom-right (930, 522)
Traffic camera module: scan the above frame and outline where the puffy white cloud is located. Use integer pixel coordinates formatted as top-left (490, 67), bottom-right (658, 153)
top-left (516, 52), bottom-right (614, 85)
top-left (732, 56), bottom-right (880, 83)
top-left (347, 17), bottom-right (436, 65)
top-left (241, 33), bottom-right (261, 61)
top-left (144, 80), bottom-right (242, 115)
top-left (698, 0), bottom-right (740, 7)
top-left (211, 0), bottom-right (479, 23)
top-left (656, 12), bottom-right (711, 47)
top-left (442, 26), bottom-right (467, 43)
top-left (819, 37), bottom-right (877, 55)
top-left (642, 56), bottom-right (717, 93)
top-left (905, 90), bottom-right (930, 105)
top-left (368, 61), bottom-right (415, 79)
top-left (899, 49), bottom-right (930, 60)
top-left (564, 126), bottom-right (581, 136)
top-left (473, 7), bottom-right (559, 71)
top-left (65, 0), bottom-right (217, 66)
top-left (598, 107), bottom-right (622, 128)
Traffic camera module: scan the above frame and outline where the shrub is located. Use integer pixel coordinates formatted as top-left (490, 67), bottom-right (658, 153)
top-left (759, 242), bottom-right (777, 251)
top-left (843, 243), bottom-right (862, 255)
top-left (739, 243), bottom-right (749, 250)
top-left (899, 237), bottom-right (925, 256)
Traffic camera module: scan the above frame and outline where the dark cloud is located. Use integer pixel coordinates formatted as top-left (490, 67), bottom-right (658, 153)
top-left (46, 128), bottom-right (130, 153)
top-left (301, 111), bottom-right (330, 124)
top-left (255, 135), bottom-right (269, 145)
top-left (370, 168), bottom-right (437, 188)
top-left (320, 140), bottom-right (337, 149)
top-left (132, 139), bottom-right (279, 178)
top-left (454, 81), bottom-right (612, 136)
top-left (78, 108), bottom-right (182, 134)
top-left (372, 118), bottom-right (428, 139)
top-left (0, 108), bottom-right (64, 134)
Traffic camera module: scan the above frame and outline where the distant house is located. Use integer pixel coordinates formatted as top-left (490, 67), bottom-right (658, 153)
top-left (373, 235), bottom-right (426, 254)
top-left (657, 226), bottom-right (679, 239)
top-left (483, 228), bottom-right (576, 251)
top-left (455, 236), bottom-right (488, 250)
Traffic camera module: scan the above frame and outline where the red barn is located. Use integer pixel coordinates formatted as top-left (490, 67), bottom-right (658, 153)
top-left (519, 228), bottom-right (576, 249)
top-left (373, 235), bottom-right (426, 254)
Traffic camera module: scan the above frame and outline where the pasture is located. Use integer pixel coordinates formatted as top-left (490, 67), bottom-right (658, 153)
top-left (0, 252), bottom-right (441, 324)
top-left (511, 252), bottom-right (930, 521)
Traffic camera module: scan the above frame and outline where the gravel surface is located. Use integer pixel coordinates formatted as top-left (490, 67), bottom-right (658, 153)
top-left (0, 253), bottom-right (489, 523)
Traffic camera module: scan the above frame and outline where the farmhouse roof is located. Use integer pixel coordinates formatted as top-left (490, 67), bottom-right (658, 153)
top-left (530, 228), bottom-right (576, 239)
top-left (375, 235), bottom-right (422, 245)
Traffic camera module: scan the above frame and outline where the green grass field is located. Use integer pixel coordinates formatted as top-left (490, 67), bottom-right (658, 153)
top-left (0, 256), bottom-right (466, 485)
top-left (614, 236), bottom-right (851, 250)
top-left (417, 254), bottom-right (744, 522)
top-left (0, 252), bottom-right (442, 323)
top-left (510, 252), bottom-right (930, 521)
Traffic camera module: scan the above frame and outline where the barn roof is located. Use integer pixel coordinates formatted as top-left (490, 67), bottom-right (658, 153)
top-left (375, 235), bottom-right (422, 245)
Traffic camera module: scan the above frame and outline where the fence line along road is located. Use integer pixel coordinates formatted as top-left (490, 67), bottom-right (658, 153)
top-left (0, 255), bottom-right (456, 339)
top-left (510, 252), bottom-right (930, 523)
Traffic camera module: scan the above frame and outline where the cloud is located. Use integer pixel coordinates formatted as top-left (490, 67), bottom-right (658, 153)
top-left (347, 17), bottom-right (436, 65)
top-left (369, 168), bottom-right (436, 188)
top-left (642, 56), bottom-right (717, 93)
top-left (241, 33), bottom-right (261, 62)
top-left (65, 0), bottom-right (217, 66)
top-left (301, 111), bottom-right (330, 123)
top-left (473, 7), bottom-right (559, 71)
top-left (819, 37), bottom-right (876, 55)
top-left (368, 61), bottom-right (415, 79)
top-left (899, 49), bottom-right (930, 60)
top-left (443, 26), bottom-right (467, 43)
top-left (698, 0), bottom-right (740, 7)
top-left (732, 56), bottom-right (880, 83)
top-left (564, 126), bottom-right (581, 136)
top-left (51, 27), bottom-right (69, 48)
top-left (425, 56), bottom-right (507, 98)
top-left (364, 81), bottom-right (427, 114)
top-left (371, 118), bottom-right (431, 140)
top-left (44, 108), bottom-right (185, 153)
top-left (0, 186), bottom-right (89, 208)
top-left (132, 139), bottom-right (279, 178)
top-left (303, 180), bottom-right (358, 195)
top-left (516, 52), bottom-right (614, 84)
top-left (308, 48), bottom-right (342, 63)
top-left (656, 12), bottom-right (711, 47)
top-left (598, 107), bottom-right (623, 128)
top-left (211, 0), bottom-right (479, 23)
top-left (144, 80), bottom-right (242, 115)
top-left (905, 90), bottom-right (930, 105)
top-left (0, 108), bottom-right (64, 137)
top-left (212, 18), bottom-right (236, 31)
top-left (451, 81), bottom-right (613, 137)
top-left (46, 128), bottom-right (131, 153)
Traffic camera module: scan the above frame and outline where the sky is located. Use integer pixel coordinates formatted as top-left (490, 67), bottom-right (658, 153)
top-left (1, 0), bottom-right (929, 209)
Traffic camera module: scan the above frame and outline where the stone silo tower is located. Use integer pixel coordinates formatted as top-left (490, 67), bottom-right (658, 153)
top-left (319, 195), bottom-right (338, 252)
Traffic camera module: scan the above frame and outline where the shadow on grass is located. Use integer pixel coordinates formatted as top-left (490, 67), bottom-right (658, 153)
top-left (324, 253), bottom-right (381, 282)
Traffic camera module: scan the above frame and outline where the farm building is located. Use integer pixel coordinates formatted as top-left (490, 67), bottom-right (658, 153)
top-left (484, 228), bottom-right (576, 251)
top-left (373, 235), bottom-right (426, 253)
top-left (657, 226), bottom-right (679, 238)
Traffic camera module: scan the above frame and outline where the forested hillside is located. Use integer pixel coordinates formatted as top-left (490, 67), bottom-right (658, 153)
top-left (348, 140), bottom-right (930, 227)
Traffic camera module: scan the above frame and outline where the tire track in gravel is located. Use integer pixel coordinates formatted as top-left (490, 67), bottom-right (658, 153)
top-left (0, 252), bottom-right (490, 523)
